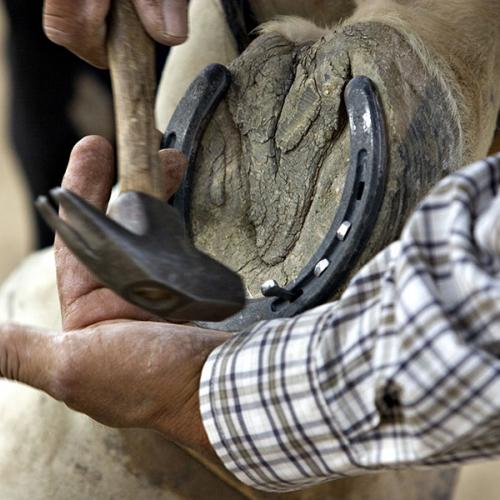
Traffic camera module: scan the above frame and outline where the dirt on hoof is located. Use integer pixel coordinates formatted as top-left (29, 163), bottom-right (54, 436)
top-left (189, 23), bottom-right (462, 299)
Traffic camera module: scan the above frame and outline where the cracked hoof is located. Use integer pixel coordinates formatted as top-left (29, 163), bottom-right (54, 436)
top-left (187, 23), bottom-right (462, 299)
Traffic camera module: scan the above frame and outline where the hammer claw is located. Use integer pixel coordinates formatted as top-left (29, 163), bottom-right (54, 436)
top-left (35, 59), bottom-right (246, 322)
top-left (49, 188), bottom-right (127, 248)
top-left (35, 195), bottom-right (97, 261)
top-left (34, 195), bottom-right (59, 230)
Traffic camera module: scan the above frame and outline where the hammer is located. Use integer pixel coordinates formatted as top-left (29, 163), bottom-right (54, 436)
top-left (36, 0), bottom-right (245, 322)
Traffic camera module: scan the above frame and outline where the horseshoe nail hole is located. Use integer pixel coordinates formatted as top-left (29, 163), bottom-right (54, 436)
top-left (163, 132), bottom-right (177, 149)
top-left (357, 181), bottom-right (365, 200)
top-left (357, 149), bottom-right (368, 169)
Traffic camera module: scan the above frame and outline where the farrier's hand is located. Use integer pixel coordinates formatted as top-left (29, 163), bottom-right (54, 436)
top-left (0, 137), bottom-right (228, 459)
top-left (43, 0), bottom-right (188, 68)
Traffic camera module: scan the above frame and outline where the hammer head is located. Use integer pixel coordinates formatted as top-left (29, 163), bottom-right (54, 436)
top-left (36, 188), bottom-right (245, 322)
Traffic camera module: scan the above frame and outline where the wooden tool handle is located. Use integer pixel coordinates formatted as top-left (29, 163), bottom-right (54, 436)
top-left (108, 0), bottom-right (165, 199)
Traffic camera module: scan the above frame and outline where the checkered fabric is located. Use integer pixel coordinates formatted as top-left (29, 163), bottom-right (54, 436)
top-left (200, 154), bottom-right (500, 492)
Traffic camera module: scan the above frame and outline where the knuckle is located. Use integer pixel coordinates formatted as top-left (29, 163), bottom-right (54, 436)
top-left (43, 12), bottom-right (80, 48)
top-left (42, 9), bottom-right (105, 62)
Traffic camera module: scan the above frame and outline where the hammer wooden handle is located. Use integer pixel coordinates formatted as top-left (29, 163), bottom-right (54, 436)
top-left (108, 0), bottom-right (165, 200)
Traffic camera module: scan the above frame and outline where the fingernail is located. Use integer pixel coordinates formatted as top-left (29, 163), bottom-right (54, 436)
top-left (163, 2), bottom-right (188, 40)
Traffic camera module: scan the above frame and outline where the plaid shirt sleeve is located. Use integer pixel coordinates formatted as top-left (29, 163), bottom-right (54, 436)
top-left (199, 154), bottom-right (500, 492)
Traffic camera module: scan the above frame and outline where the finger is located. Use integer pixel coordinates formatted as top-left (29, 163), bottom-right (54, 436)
top-left (133, 0), bottom-right (188, 46)
top-left (55, 137), bottom-right (115, 321)
top-left (62, 148), bottom-right (187, 328)
top-left (60, 136), bottom-right (115, 209)
top-left (0, 324), bottom-right (61, 398)
top-left (43, 0), bottom-right (110, 68)
top-left (160, 148), bottom-right (188, 199)
top-left (63, 149), bottom-right (187, 328)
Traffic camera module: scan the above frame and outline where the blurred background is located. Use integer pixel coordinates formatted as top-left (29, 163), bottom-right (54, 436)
top-left (0, 0), bottom-right (116, 281)
top-left (0, 1), bottom-right (499, 499)
top-left (0, 3), bottom-right (31, 281)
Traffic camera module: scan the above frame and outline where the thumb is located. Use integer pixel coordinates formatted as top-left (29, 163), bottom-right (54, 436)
top-left (0, 324), bottom-right (62, 399)
top-left (133, 0), bottom-right (188, 45)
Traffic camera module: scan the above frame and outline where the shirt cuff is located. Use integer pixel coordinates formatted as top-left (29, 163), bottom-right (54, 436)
top-left (198, 154), bottom-right (500, 492)
top-left (199, 309), bottom-right (351, 492)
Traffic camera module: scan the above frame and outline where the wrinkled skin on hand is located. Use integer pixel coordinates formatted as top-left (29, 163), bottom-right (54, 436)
top-left (43, 0), bottom-right (188, 68)
top-left (0, 136), bottom-right (227, 459)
